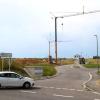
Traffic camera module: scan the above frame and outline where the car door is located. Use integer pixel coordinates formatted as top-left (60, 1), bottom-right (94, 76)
top-left (0, 73), bottom-right (8, 87)
top-left (7, 73), bottom-right (24, 87)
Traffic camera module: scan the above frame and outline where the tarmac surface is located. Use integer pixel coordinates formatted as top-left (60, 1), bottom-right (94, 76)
top-left (0, 64), bottom-right (100, 100)
top-left (86, 69), bottom-right (100, 92)
top-left (74, 60), bottom-right (100, 93)
top-left (24, 62), bottom-right (100, 93)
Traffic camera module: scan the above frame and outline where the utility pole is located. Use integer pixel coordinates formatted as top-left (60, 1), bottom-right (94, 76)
top-left (48, 41), bottom-right (51, 64)
top-left (49, 41), bottom-right (50, 57)
top-left (2, 58), bottom-right (4, 71)
top-left (54, 10), bottom-right (100, 64)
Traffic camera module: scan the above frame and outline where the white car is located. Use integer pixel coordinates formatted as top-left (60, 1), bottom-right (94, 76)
top-left (0, 71), bottom-right (35, 89)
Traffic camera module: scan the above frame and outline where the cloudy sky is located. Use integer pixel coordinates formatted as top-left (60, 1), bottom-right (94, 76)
top-left (0, 0), bottom-right (100, 58)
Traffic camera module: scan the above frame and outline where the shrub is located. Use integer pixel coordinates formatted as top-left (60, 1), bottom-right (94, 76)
top-left (42, 66), bottom-right (57, 76)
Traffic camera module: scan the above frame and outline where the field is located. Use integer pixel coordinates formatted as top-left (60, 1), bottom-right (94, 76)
top-left (59, 58), bottom-right (74, 65)
top-left (84, 58), bottom-right (100, 68)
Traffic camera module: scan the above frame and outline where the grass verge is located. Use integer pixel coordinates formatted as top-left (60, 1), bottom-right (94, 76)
top-left (30, 63), bottom-right (57, 76)
top-left (84, 64), bottom-right (100, 68)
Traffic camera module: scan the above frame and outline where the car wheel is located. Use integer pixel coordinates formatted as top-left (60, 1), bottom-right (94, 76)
top-left (23, 82), bottom-right (31, 89)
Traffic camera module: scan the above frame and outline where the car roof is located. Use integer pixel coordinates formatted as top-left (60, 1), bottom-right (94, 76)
top-left (0, 71), bottom-right (16, 74)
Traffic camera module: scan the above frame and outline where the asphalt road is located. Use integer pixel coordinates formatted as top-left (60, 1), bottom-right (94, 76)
top-left (0, 64), bottom-right (100, 100)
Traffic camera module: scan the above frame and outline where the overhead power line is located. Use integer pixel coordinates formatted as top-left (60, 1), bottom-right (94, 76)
top-left (53, 9), bottom-right (100, 64)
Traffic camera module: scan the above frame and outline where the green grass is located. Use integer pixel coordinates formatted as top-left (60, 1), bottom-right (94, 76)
top-left (42, 66), bottom-right (56, 76)
top-left (83, 58), bottom-right (100, 69)
top-left (84, 64), bottom-right (100, 68)
top-left (84, 59), bottom-right (100, 75)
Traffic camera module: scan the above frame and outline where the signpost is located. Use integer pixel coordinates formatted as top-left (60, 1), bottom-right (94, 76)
top-left (0, 53), bottom-right (12, 71)
top-left (34, 67), bottom-right (43, 76)
top-left (24, 66), bottom-right (43, 79)
top-left (0, 53), bottom-right (12, 58)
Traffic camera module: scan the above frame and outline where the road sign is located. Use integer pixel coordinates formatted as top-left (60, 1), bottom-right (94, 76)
top-left (0, 53), bottom-right (12, 71)
top-left (0, 53), bottom-right (12, 58)
top-left (34, 67), bottom-right (43, 76)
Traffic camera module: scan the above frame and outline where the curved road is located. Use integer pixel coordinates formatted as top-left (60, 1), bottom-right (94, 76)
top-left (0, 64), bottom-right (100, 100)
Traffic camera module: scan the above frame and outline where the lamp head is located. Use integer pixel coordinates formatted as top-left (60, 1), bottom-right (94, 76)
top-left (94, 34), bottom-right (97, 37)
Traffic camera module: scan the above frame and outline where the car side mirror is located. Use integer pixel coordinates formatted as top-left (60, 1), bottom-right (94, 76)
top-left (19, 76), bottom-right (24, 79)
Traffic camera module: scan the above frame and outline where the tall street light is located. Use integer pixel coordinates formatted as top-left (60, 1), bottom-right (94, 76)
top-left (55, 17), bottom-right (58, 64)
top-left (94, 34), bottom-right (99, 72)
top-left (53, 10), bottom-right (100, 64)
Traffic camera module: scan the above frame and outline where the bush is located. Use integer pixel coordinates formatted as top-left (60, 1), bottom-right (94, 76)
top-left (0, 59), bottom-right (28, 76)
top-left (42, 66), bottom-right (57, 76)
top-left (0, 58), bottom-right (57, 77)
top-left (10, 61), bottom-right (28, 76)
top-left (31, 64), bottom-right (57, 76)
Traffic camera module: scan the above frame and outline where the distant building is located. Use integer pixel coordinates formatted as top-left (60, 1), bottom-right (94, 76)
top-left (74, 54), bottom-right (81, 59)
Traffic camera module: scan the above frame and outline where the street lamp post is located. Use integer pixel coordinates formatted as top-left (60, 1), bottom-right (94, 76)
top-left (53, 10), bottom-right (100, 64)
top-left (55, 17), bottom-right (58, 64)
top-left (94, 34), bottom-right (99, 72)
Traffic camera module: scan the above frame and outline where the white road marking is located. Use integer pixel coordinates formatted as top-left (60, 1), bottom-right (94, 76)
top-left (38, 85), bottom-right (55, 89)
top-left (69, 89), bottom-right (75, 91)
top-left (62, 88), bottom-right (69, 90)
top-left (94, 99), bottom-right (100, 100)
top-left (37, 85), bottom-right (84, 92)
top-left (77, 90), bottom-right (84, 92)
top-left (56, 88), bottom-right (63, 90)
top-left (93, 92), bottom-right (100, 95)
top-left (49, 87), bottom-right (55, 89)
top-left (21, 91), bottom-right (37, 94)
top-left (83, 72), bottom-right (93, 90)
top-left (53, 94), bottom-right (74, 98)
